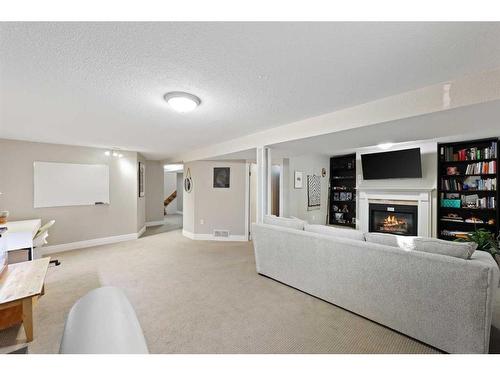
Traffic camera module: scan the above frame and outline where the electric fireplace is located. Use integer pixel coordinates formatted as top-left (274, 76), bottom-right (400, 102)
top-left (369, 203), bottom-right (418, 236)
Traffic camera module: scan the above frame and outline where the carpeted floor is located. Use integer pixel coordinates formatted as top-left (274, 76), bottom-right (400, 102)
top-left (141, 214), bottom-right (183, 237)
top-left (1, 229), bottom-right (499, 354)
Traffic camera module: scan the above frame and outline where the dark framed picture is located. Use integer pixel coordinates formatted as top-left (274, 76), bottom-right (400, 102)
top-left (213, 167), bottom-right (230, 188)
top-left (138, 162), bottom-right (145, 197)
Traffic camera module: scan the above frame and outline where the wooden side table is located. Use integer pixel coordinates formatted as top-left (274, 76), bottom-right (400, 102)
top-left (0, 258), bottom-right (50, 342)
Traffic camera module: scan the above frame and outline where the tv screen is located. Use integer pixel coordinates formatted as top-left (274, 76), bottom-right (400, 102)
top-left (361, 148), bottom-right (422, 180)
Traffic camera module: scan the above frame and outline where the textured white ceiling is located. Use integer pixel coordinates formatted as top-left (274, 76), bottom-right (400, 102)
top-left (2, 22), bottom-right (500, 159)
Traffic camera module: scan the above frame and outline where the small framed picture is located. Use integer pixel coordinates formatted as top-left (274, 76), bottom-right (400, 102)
top-left (213, 167), bottom-right (230, 188)
top-left (138, 162), bottom-right (145, 197)
top-left (294, 171), bottom-right (303, 189)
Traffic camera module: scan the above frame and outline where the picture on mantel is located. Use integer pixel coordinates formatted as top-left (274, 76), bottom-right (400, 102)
top-left (307, 174), bottom-right (321, 211)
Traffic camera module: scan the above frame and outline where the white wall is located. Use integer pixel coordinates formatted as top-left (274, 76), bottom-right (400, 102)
top-left (356, 141), bottom-right (437, 190)
top-left (285, 154), bottom-right (330, 224)
top-left (356, 140), bottom-right (438, 236)
top-left (145, 160), bottom-right (165, 223)
top-left (176, 173), bottom-right (183, 212)
top-left (0, 138), bottom-right (140, 245)
top-left (137, 153), bottom-right (146, 232)
top-left (164, 172), bottom-right (178, 215)
top-left (183, 160), bottom-right (247, 238)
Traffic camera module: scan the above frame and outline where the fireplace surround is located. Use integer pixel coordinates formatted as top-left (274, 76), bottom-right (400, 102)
top-left (369, 203), bottom-right (418, 236)
top-left (358, 188), bottom-right (434, 237)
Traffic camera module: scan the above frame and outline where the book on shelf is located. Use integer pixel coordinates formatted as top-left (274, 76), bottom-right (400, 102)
top-left (440, 141), bottom-right (497, 162)
top-left (441, 177), bottom-right (496, 191)
top-left (464, 161), bottom-right (496, 175)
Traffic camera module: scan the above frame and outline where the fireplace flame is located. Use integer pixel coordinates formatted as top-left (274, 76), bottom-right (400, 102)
top-left (380, 215), bottom-right (408, 233)
top-left (384, 215), bottom-right (405, 225)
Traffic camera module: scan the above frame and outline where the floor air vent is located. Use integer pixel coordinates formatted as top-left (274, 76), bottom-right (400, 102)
top-left (213, 230), bottom-right (230, 238)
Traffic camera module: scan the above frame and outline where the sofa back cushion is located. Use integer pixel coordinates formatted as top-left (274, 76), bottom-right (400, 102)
top-left (263, 215), bottom-right (305, 230)
top-left (413, 237), bottom-right (477, 260)
top-left (364, 232), bottom-right (418, 251)
top-left (304, 224), bottom-right (365, 241)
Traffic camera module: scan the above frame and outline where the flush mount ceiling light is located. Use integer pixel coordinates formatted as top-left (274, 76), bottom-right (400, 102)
top-left (164, 92), bottom-right (201, 113)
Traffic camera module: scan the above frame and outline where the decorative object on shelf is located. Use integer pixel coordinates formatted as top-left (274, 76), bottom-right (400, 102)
top-left (138, 162), bottom-right (145, 197)
top-left (307, 175), bottom-right (321, 211)
top-left (321, 168), bottom-right (327, 178)
top-left (184, 168), bottom-right (193, 193)
top-left (294, 171), bottom-right (303, 189)
top-left (0, 210), bottom-right (8, 225)
top-left (213, 167), bottom-right (230, 188)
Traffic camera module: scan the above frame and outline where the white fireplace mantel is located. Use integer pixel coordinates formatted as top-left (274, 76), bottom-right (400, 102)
top-left (358, 187), bottom-right (435, 237)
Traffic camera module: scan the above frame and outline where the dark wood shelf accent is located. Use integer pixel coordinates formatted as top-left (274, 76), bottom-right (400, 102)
top-left (439, 220), bottom-right (496, 227)
top-left (440, 174), bottom-right (497, 177)
top-left (440, 190), bottom-right (496, 193)
top-left (441, 158), bottom-right (497, 165)
top-left (440, 207), bottom-right (496, 212)
top-left (329, 153), bottom-right (357, 227)
top-left (437, 138), bottom-right (499, 241)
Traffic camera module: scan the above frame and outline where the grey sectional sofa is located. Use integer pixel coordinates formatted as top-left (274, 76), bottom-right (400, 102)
top-left (252, 222), bottom-right (499, 353)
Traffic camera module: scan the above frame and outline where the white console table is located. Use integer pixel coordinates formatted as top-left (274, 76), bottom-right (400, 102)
top-left (2, 219), bottom-right (41, 261)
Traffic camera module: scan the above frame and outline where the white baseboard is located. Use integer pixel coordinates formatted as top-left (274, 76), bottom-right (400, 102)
top-left (137, 226), bottom-right (146, 238)
top-left (182, 230), bottom-right (247, 242)
top-left (38, 232), bottom-right (141, 256)
top-left (145, 220), bottom-right (165, 227)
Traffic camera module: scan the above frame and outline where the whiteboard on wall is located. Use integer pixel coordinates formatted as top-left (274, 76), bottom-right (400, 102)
top-left (34, 162), bottom-right (110, 208)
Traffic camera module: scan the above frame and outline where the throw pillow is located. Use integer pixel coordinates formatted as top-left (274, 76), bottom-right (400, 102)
top-left (413, 237), bottom-right (477, 260)
top-left (364, 232), bottom-right (418, 251)
top-left (304, 224), bottom-right (365, 241)
top-left (263, 215), bottom-right (305, 230)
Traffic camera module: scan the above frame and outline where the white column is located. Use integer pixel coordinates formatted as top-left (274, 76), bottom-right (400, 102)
top-left (280, 158), bottom-right (290, 218)
top-left (267, 148), bottom-right (272, 216)
top-left (256, 147), bottom-right (270, 223)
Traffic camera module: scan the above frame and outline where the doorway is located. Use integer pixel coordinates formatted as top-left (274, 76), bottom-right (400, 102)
top-left (271, 165), bottom-right (281, 216)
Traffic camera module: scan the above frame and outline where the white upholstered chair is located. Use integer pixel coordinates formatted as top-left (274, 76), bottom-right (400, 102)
top-left (34, 220), bottom-right (60, 266)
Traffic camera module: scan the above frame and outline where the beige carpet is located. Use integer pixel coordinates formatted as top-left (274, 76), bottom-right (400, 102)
top-left (1, 229), bottom-right (499, 354)
top-left (141, 213), bottom-right (183, 238)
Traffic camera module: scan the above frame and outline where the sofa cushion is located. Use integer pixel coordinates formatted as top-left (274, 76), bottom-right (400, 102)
top-left (413, 237), bottom-right (477, 259)
top-left (364, 232), bottom-right (418, 251)
top-left (263, 215), bottom-right (305, 230)
top-left (304, 224), bottom-right (365, 241)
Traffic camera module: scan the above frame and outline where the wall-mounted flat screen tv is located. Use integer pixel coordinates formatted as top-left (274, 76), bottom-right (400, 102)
top-left (361, 148), bottom-right (422, 180)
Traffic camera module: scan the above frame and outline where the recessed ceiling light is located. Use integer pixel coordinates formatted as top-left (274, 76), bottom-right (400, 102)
top-left (164, 92), bottom-right (201, 113)
top-left (377, 142), bottom-right (394, 150)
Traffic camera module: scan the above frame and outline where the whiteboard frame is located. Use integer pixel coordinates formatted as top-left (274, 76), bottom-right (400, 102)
top-left (33, 161), bottom-right (110, 208)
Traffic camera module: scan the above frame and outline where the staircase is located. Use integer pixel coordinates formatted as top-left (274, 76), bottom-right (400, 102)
top-left (164, 190), bottom-right (177, 208)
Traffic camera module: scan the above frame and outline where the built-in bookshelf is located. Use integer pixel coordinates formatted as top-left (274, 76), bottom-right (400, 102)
top-left (437, 138), bottom-right (499, 241)
top-left (329, 154), bottom-right (356, 228)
